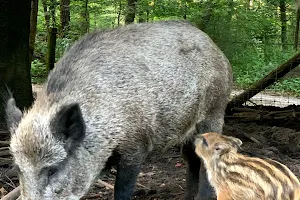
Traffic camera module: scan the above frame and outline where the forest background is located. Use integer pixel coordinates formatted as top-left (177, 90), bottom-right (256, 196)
top-left (31, 0), bottom-right (300, 96)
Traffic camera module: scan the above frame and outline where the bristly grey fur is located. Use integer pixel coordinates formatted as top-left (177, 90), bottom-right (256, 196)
top-left (1, 86), bottom-right (22, 130)
top-left (7, 20), bottom-right (232, 200)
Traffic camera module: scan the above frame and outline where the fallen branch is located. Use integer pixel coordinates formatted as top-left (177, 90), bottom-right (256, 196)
top-left (0, 150), bottom-right (11, 157)
top-left (1, 166), bottom-right (18, 182)
top-left (0, 179), bottom-right (149, 199)
top-left (136, 182), bottom-right (150, 190)
top-left (1, 186), bottom-right (20, 200)
top-left (95, 179), bottom-right (150, 191)
top-left (95, 179), bottom-right (114, 190)
top-left (0, 158), bottom-right (13, 166)
top-left (80, 193), bottom-right (102, 200)
top-left (0, 141), bottom-right (10, 147)
top-left (0, 131), bottom-right (9, 135)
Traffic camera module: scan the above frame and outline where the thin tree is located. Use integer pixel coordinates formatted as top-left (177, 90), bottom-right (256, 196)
top-left (0, 0), bottom-right (34, 123)
top-left (197, 0), bottom-right (215, 31)
top-left (29, 0), bottom-right (39, 63)
top-left (182, 0), bottom-right (187, 19)
top-left (295, 1), bottom-right (300, 50)
top-left (49, 0), bottom-right (57, 27)
top-left (117, 0), bottom-right (122, 26)
top-left (280, 0), bottom-right (288, 51)
top-left (79, 0), bottom-right (89, 34)
top-left (137, 1), bottom-right (145, 23)
top-left (42, 0), bottom-right (50, 29)
top-left (125, 0), bottom-right (137, 24)
top-left (60, 0), bottom-right (70, 37)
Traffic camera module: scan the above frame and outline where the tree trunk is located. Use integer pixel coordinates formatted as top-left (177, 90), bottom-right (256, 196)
top-left (29, 0), bottom-right (38, 63)
top-left (42, 0), bottom-right (50, 29)
top-left (296, 0), bottom-right (300, 8)
top-left (226, 0), bottom-right (234, 35)
top-left (280, 0), bottom-right (288, 51)
top-left (182, 0), bottom-right (187, 19)
top-left (84, 0), bottom-right (89, 32)
top-left (0, 0), bottom-right (33, 124)
top-left (138, 11), bottom-right (146, 23)
top-left (295, 8), bottom-right (300, 50)
top-left (117, 0), bottom-right (122, 26)
top-left (245, 0), bottom-right (251, 9)
top-left (79, 0), bottom-right (89, 34)
top-left (49, 0), bottom-right (57, 27)
top-left (198, 1), bottom-right (214, 30)
top-left (46, 28), bottom-right (57, 72)
top-left (60, 0), bottom-right (70, 37)
top-left (125, 0), bottom-right (137, 24)
top-left (137, 1), bottom-right (146, 23)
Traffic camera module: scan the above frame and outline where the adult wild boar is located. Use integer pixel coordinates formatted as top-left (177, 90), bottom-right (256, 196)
top-left (6, 20), bottom-right (232, 200)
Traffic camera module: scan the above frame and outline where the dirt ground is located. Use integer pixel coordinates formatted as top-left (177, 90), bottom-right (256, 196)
top-left (1, 105), bottom-right (300, 199)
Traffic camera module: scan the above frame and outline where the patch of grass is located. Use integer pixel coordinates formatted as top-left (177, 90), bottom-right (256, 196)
top-left (31, 60), bottom-right (47, 84)
top-left (232, 62), bottom-right (275, 88)
top-left (268, 78), bottom-right (300, 97)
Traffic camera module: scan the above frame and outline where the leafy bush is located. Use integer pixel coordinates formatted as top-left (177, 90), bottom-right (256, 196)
top-left (31, 60), bottom-right (47, 84)
top-left (269, 78), bottom-right (300, 96)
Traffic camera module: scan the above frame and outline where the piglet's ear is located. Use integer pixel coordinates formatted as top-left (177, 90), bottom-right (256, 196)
top-left (52, 103), bottom-right (86, 151)
top-left (227, 136), bottom-right (243, 148)
top-left (6, 98), bottom-right (23, 130)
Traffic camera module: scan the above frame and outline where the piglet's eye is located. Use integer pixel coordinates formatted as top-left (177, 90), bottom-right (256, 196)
top-left (215, 147), bottom-right (220, 151)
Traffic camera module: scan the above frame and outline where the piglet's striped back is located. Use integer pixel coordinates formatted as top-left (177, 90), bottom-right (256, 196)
top-left (194, 132), bottom-right (300, 200)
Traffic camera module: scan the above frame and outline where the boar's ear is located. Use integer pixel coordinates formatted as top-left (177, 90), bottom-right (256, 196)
top-left (5, 97), bottom-right (23, 130)
top-left (52, 103), bottom-right (86, 151)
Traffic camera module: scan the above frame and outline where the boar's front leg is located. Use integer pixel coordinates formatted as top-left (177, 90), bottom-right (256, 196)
top-left (114, 162), bottom-right (142, 200)
top-left (114, 143), bottom-right (148, 200)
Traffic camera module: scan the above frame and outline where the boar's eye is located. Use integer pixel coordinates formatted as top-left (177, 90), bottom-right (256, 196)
top-left (47, 167), bottom-right (59, 178)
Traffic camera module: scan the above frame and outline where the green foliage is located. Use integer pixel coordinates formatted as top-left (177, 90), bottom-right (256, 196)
top-left (31, 60), bottom-right (48, 84)
top-left (56, 37), bottom-right (73, 60)
top-left (31, 0), bottom-right (300, 97)
top-left (269, 78), bottom-right (300, 96)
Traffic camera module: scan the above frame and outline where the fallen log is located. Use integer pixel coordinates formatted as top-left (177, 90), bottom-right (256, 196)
top-left (0, 186), bottom-right (20, 200)
top-left (0, 158), bottom-right (13, 166)
top-left (0, 149), bottom-right (11, 157)
top-left (226, 52), bottom-right (300, 114)
top-left (0, 141), bottom-right (10, 147)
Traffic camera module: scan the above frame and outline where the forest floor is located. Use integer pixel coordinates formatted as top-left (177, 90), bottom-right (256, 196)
top-left (1, 86), bottom-right (300, 199)
top-left (86, 114), bottom-right (300, 200)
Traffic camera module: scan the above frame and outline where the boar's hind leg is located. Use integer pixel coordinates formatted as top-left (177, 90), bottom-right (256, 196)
top-left (181, 139), bottom-right (201, 200)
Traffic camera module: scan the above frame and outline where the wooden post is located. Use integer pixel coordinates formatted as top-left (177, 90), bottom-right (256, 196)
top-left (46, 27), bottom-right (57, 72)
top-left (226, 53), bottom-right (300, 114)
